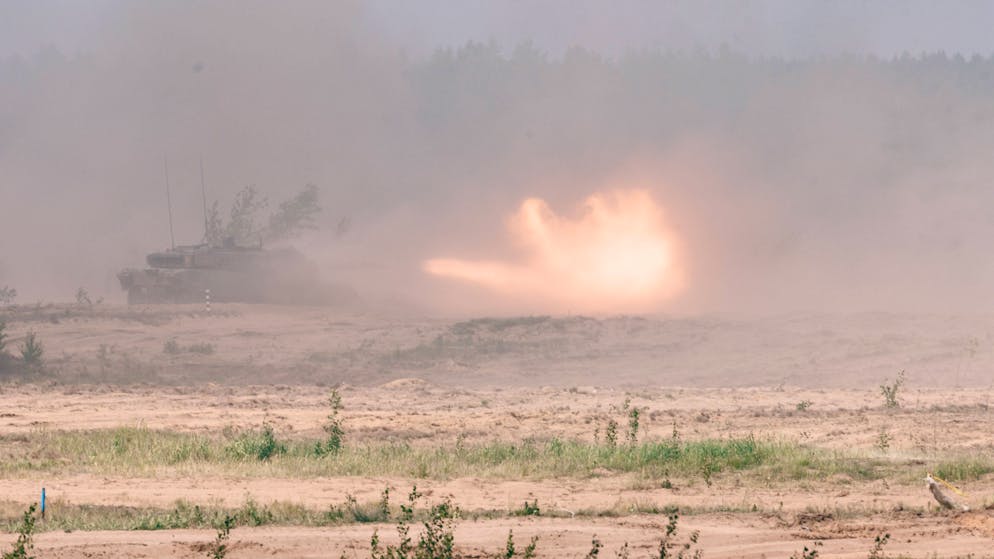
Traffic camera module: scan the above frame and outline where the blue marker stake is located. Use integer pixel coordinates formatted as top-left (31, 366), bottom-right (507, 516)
top-left (40, 488), bottom-right (45, 519)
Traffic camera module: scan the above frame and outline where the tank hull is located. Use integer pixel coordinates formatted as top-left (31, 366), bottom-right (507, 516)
top-left (118, 245), bottom-right (357, 305)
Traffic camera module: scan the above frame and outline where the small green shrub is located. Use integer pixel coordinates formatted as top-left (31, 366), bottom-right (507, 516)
top-left (315, 388), bottom-right (344, 456)
top-left (0, 286), bottom-right (16, 305)
top-left (656, 513), bottom-right (701, 559)
top-left (504, 530), bottom-right (517, 559)
top-left (19, 332), bottom-right (42, 366)
top-left (605, 420), bottom-right (618, 447)
top-left (369, 486), bottom-right (456, 559)
top-left (337, 493), bottom-right (389, 523)
top-left (225, 424), bottom-right (286, 461)
top-left (867, 533), bottom-right (890, 559)
top-left (75, 287), bottom-right (92, 307)
top-left (418, 498), bottom-right (456, 559)
top-left (627, 406), bottom-right (642, 445)
top-left (790, 541), bottom-right (821, 559)
top-left (880, 371), bottom-right (905, 409)
top-left (875, 429), bottom-right (892, 452)
top-left (207, 514), bottom-right (235, 559)
top-left (378, 487), bottom-right (391, 520)
top-left (502, 530), bottom-right (538, 559)
top-left (795, 400), bottom-right (813, 412)
top-left (369, 490), bottom-right (407, 559)
top-left (0, 329), bottom-right (9, 372)
top-left (585, 536), bottom-right (602, 559)
top-left (2, 503), bottom-right (36, 559)
top-left (238, 497), bottom-right (273, 526)
top-left (512, 499), bottom-right (540, 517)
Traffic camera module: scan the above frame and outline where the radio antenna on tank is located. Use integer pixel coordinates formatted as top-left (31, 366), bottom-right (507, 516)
top-left (200, 156), bottom-right (209, 244)
top-left (164, 155), bottom-right (176, 249)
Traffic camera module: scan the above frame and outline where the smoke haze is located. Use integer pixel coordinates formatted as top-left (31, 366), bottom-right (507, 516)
top-left (3, 1), bottom-right (994, 314)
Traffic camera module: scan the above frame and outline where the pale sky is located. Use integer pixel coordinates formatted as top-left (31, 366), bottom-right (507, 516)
top-left (2, 0), bottom-right (994, 59)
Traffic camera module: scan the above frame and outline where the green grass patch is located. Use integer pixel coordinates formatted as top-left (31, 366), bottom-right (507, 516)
top-left (0, 427), bottom-right (909, 483)
top-left (0, 494), bottom-right (916, 535)
top-left (933, 459), bottom-right (994, 482)
top-left (0, 496), bottom-right (392, 533)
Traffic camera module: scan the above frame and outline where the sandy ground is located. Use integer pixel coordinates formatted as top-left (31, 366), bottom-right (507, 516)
top-left (3, 303), bottom-right (994, 388)
top-left (2, 383), bottom-right (993, 451)
top-left (3, 305), bottom-right (994, 557)
top-left (5, 514), bottom-right (994, 559)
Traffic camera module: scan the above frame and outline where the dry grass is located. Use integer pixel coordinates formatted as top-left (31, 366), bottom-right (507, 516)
top-left (2, 426), bottom-right (989, 485)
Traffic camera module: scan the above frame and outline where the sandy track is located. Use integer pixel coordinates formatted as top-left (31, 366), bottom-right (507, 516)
top-left (2, 473), bottom-right (978, 513)
top-left (3, 514), bottom-right (994, 559)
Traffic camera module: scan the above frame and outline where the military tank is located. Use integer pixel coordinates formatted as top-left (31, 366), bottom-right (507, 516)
top-left (118, 240), bottom-right (353, 305)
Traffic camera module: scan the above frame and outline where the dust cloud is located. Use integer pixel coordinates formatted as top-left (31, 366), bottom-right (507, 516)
top-left (424, 189), bottom-right (682, 313)
top-left (3, 2), bottom-right (994, 315)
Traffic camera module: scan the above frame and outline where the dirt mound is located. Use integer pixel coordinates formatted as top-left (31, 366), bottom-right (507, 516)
top-left (379, 377), bottom-right (431, 389)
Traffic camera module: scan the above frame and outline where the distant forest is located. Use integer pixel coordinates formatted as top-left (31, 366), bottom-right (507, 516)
top-left (4, 44), bottom-right (994, 163)
top-left (4, 43), bottom-right (994, 308)
top-left (5, 42), bottom-right (994, 234)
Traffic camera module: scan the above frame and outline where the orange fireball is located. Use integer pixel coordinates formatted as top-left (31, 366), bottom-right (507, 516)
top-left (424, 189), bottom-right (682, 312)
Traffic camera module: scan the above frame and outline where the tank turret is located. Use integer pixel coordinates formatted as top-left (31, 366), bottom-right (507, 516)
top-left (118, 243), bottom-right (354, 305)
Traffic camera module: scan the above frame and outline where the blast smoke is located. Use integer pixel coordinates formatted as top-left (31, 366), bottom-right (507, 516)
top-left (425, 189), bottom-right (682, 313)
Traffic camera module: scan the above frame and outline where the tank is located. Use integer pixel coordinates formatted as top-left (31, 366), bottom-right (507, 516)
top-left (118, 242), bottom-right (354, 305)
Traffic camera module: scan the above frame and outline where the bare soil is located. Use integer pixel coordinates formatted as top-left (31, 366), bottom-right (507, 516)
top-left (2, 304), bottom-right (994, 557)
